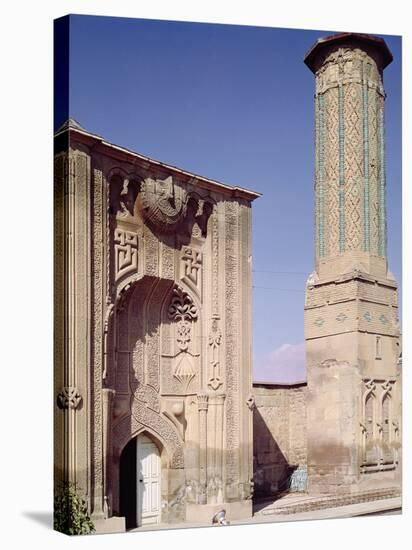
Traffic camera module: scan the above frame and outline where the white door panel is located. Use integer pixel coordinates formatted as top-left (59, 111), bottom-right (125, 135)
top-left (137, 435), bottom-right (161, 526)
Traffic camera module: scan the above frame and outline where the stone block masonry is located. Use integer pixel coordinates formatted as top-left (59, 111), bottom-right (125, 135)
top-left (304, 33), bottom-right (401, 495)
top-left (252, 382), bottom-right (307, 498)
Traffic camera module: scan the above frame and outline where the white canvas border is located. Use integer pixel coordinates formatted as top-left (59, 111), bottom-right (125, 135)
top-left (0, 1), bottom-right (409, 549)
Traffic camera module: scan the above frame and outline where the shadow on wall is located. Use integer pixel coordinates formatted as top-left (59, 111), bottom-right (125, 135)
top-left (252, 407), bottom-right (297, 502)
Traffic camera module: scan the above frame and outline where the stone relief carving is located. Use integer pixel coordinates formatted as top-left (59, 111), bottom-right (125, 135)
top-left (246, 394), bottom-right (256, 410)
top-left (110, 176), bottom-right (140, 217)
top-left (167, 286), bottom-right (198, 392)
top-left (176, 320), bottom-right (191, 352)
top-left (360, 378), bottom-right (397, 472)
top-left (146, 282), bottom-right (170, 392)
top-left (141, 176), bottom-right (188, 231)
top-left (162, 399), bottom-right (186, 439)
top-left (133, 382), bottom-right (161, 413)
top-left (316, 47), bottom-right (382, 94)
top-left (168, 286), bottom-right (198, 322)
top-left (211, 209), bottom-right (219, 317)
top-left (57, 386), bottom-right (82, 410)
top-left (224, 201), bottom-right (240, 486)
top-left (92, 168), bottom-right (104, 513)
top-left (208, 318), bottom-right (223, 391)
top-left (173, 354), bottom-right (196, 392)
top-left (161, 242), bottom-right (175, 280)
top-left (181, 247), bottom-right (202, 294)
top-left (102, 303), bottom-right (115, 382)
top-left (113, 401), bottom-right (184, 469)
top-left (144, 228), bottom-right (159, 277)
top-left (191, 223), bottom-right (202, 238)
top-left (381, 379), bottom-right (394, 395)
top-left (114, 228), bottom-right (138, 280)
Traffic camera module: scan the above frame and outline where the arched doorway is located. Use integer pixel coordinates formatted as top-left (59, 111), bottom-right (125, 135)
top-left (119, 433), bottom-right (161, 529)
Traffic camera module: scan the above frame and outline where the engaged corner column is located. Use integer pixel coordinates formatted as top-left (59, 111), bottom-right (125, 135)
top-left (102, 388), bottom-right (116, 518)
top-left (214, 393), bottom-right (226, 504)
top-left (197, 393), bottom-right (209, 504)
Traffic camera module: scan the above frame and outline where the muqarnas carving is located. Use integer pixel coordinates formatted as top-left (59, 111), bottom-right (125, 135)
top-left (141, 176), bottom-right (188, 231)
top-left (139, 175), bottom-right (214, 237)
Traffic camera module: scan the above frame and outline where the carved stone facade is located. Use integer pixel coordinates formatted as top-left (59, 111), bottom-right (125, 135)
top-left (304, 33), bottom-right (401, 494)
top-left (54, 121), bottom-right (259, 531)
top-left (54, 31), bottom-right (401, 533)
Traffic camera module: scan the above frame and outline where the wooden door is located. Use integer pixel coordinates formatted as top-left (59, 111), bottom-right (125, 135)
top-left (137, 434), bottom-right (161, 526)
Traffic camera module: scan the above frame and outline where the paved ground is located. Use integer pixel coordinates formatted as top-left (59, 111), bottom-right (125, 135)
top-left (242, 497), bottom-right (401, 524)
top-left (130, 496), bottom-right (401, 532)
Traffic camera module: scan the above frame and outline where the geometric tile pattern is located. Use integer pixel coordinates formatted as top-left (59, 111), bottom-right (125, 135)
top-left (368, 84), bottom-right (380, 255)
top-left (336, 312), bottom-right (348, 322)
top-left (324, 87), bottom-right (340, 257)
top-left (363, 311), bottom-right (372, 322)
top-left (314, 47), bottom-right (388, 264)
top-left (344, 82), bottom-right (363, 251)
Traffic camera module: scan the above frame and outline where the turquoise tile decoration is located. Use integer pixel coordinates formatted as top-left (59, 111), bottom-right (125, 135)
top-left (379, 105), bottom-right (387, 257)
top-left (363, 311), bottom-right (372, 322)
top-left (362, 64), bottom-right (370, 252)
top-left (318, 94), bottom-right (325, 258)
top-left (336, 312), bottom-right (348, 322)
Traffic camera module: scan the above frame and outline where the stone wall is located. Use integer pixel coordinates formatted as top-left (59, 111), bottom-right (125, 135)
top-left (304, 34), bottom-right (401, 495)
top-left (54, 121), bottom-right (260, 531)
top-left (252, 382), bottom-right (307, 498)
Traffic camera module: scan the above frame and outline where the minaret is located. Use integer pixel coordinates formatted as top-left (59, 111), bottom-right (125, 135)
top-left (304, 33), bottom-right (401, 494)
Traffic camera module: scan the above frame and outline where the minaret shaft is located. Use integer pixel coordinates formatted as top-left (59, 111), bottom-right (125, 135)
top-left (304, 33), bottom-right (401, 495)
top-left (314, 44), bottom-right (387, 279)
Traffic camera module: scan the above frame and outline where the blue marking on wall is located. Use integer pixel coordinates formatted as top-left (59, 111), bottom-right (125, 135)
top-left (319, 94), bottom-right (325, 257)
top-left (289, 466), bottom-right (308, 492)
top-left (379, 103), bottom-right (387, 257)
top-left (363, 69), bottom-right (370, 252)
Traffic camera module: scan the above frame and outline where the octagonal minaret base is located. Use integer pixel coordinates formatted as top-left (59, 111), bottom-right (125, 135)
top-left (304, 33), bottom-right (401, 495)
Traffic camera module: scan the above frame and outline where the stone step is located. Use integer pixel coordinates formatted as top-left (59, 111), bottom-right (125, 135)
top-left (256, 488), bottom-right (401, 516)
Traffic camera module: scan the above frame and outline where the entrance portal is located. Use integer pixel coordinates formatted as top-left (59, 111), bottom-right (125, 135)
top-left (119, 433), bottom-right (161, 529)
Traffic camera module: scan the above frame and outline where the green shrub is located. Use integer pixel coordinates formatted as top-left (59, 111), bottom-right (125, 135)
top-left (54, 481), bottom-right (95, 535)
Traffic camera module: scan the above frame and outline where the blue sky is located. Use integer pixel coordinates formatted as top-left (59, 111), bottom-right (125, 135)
top-left (60, 15), bottom-right (402, 383)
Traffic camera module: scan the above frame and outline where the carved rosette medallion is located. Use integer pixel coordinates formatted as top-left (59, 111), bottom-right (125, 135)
top-left (57, 386), bottom-right (82, 410)
top-left (141, 176), bottom-right (188, 232)
top-left (176, 320), bottom-right (191, 352)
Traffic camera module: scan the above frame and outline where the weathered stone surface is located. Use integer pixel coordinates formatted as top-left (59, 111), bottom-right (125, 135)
top-left (54, 32), bottom-right (401, 534)
top-left (54, 121), bottom-right (260, 530)
top-left (304, 33), bottom-right (401, 495)
top-left (252, 383), bottom-right (307, 497)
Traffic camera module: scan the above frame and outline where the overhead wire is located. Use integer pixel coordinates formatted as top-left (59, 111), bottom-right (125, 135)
top-left (252, 268), bottom-right (307, 292)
